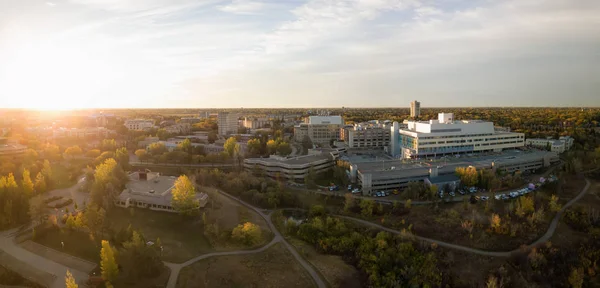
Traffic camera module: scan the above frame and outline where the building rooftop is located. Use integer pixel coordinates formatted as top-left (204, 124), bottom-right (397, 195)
top-left (246, 153), bottom-right (333, 165)
top-left (428, 174), bottom-right (460, 184)
top-left (118, 172), bottom-right (208, 207)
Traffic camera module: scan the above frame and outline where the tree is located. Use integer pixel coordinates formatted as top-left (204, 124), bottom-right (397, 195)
top-left (100, 240), bottom-right (118, 283)
top-left (344, 193), bottom-right (355, 212)
top-left (101, 139), bottom-right (117, 151)
top-left (266, 139), bottom-right (278, 155)
top-left (120, 231), bottom-right (163, 279)
top-left (21, 169), bottom-right (34, 197)
top-left (64, 146), bottom-right (83, 159)
top-left (171, 175), bottom-right (198, 215)
top-left (34, 172), bottom-right (47, 194)
top-left (231, 222), bottom-right (262, 246)
top-left (301, 135), bottom-right (313, 151)
top-left (208, 131), bottom-right (217, 144)
top-left (115, 147), bottom-right (129, 169)
top-left (29, 197), bottom-right (46, 225)
top-left (568, 267), bottom-right (584, 288)
top-left (549, 195), bottom-right (561, 212)
top-left (304, 168), bottom-right (317, 189)
top-left (309, 205), bottom-right (326, 218)
top-left (65, 270), bottom-right (78, 288)
top-left (247, 139), bottom-right (262, 156)
top-left (360, 199), bottom-right (374, 217)
top-left (135, 149), bottom-right (150, 162)
top-left (86, 149), bottom-right (101, 158)
top-left (224, 137), bottom-right (238, 157)
top-left (42, 160), bottom-right (53, 182)
top-left (404, 199), bottom-right (412, 209)
top-left (277, 142), bottom-right (292, 156)
top-left (490, 214), bottom-right (502, 233)
top-left (147, 142), bottom-right (167, 156)
top-left (178, 138), bottom-right (192, 153)
top-left (83, 203), bottom-right (106, 238)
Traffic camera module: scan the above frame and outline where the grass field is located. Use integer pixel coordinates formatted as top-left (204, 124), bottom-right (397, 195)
top-left (287, 238), bottom-right (361, 288)
top-left (176, 242), bottom-right (315, 288)
top-left (0, 265), bottom-right (45, 288)
top-left (33, 224), bottom-right (100, 263)
top-left (106, 208), bottom-right (213, 263)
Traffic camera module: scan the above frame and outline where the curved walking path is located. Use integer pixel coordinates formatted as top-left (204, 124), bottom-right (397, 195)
top-left (164, 190), bottom-right (327, 288)
top-left (285, 178), bottom-right (591, 258)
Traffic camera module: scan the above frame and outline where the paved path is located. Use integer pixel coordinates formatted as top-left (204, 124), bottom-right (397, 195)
top-left (0, 228), bottom-right (89, 288)
top-left (285, 178), bottom-right (591, 258)
top-left (164, 236), bottom-right (281, 288)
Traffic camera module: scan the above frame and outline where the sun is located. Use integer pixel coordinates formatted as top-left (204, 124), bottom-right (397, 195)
top-left (0, 35), bottom-right (119, 110)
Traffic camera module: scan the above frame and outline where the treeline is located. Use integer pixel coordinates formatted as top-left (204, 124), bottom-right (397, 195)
top-left (134, 138), bottom-right (235, 164)
top-left (276, 207), bottom-right (444, 287)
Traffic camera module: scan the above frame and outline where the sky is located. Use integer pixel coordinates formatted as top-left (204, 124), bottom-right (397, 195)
top-left (0, 0), bottom-right (599, 109)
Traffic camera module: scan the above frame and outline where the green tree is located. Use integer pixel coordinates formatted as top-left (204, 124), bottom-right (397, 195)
top-left (568, 267), bottom-right (584, 288)
top-left (29, 197), bottom-right (46, 225)
top-left (21, 169), bottom-right (34, 197)
top-left (246, 138), bottom-right (262, 156)
top-left (207, 131), bottom-right (217, 144)
top-left (147, 142), bottom-right (167, 156)
top-left (115, 147), bottom-right (130, 169)
top-left (83, 203), bottom-right (106, 238)
top-left (41, 160), bottom-right (53, 183)
top-left (231, 222), bottom-right (262, 246)
top-left (171, 175), bottom-right (198, 215)
top-left (178, 138), bottom-right (192, 153)
top-left (100, 240), bottom-right (118, 282)
top-left (360, 199), bottom-right (374, 217)
top-left (549, 195), bottom-right (561, 212)
top-left (404, 199), bottom-right (412, 209)
top-left (65, 270), bottom-right (78, 288)
top-left (224, 137), bottom-right (238, 157)
top-left (343, 193), bottom-right (355, 212)
top-left (276, 142), bottom-right (292, 156)
top-left (101, 139), bottom-right (117, 151)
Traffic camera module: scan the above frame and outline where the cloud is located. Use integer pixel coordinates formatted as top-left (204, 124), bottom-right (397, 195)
top-left (219, 0), bottom-right (264, 15)
top-left (46, 2), bottom-right (57, 7)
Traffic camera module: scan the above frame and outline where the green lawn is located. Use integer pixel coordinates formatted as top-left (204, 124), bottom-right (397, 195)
top-left (33, 225), bottom-right (100, 263)
top-left (106, 208), bottom-right (213, 263)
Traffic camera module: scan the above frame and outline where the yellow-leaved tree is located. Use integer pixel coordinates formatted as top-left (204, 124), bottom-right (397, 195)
top-left (171, 175), bottom-right (198, 216)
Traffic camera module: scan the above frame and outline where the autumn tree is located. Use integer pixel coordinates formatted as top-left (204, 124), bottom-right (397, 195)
top-left (65, 270), bottom-right (78, 288)
top-left (231, 222), bottom-right (262, 245)
top-left (100, 240), bottom-right (118, 283)
top-left (360, 199), bottom-right (374, 217)
top-left (29, 197), bottom-right (46, 225)
top-left (344, 193), bottom-right (355, 212)
top-left (34, 172), bottom-right (47, 194)
top-left (83, 203), bottom-right (106, 238)
top-left (171, 175), bottom-right (198, 215)
top-left (115, 147), bottom-right (130, 169)
top-left (549, 195), bottom-right (561, 212)
top-left (135, 149), bottom-right (150, 162)
top-left (224, 137), bottom-right (238, 157)
top-left (277, 142), bottom-right (292, 156)
top-left (64, 146), bottom-right (83, 159)
top-left (246, 138), bottom-right (262, 156)
top-left (266, 139), bottom-right (278, 155)
top-left (21, 169), bottom-right (34, 197)
top-left (86, 149), bottom-right (101, 158)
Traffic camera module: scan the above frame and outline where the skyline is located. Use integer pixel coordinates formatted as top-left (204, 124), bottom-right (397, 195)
top-left (1, 0), bottom-right (599, 109)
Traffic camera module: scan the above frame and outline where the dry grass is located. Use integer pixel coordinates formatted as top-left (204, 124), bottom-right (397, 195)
top-left (287, 238), bottom-right (361, 288)
top-left (176, 242), bottom-right (315, 288)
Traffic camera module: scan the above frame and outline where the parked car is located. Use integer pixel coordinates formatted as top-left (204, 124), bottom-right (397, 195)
top-left (329, 185), bottom-right (339, 191)
top-left (449, 191), bottom-right (456, 197)
top-left (459, 190), bottom-right (466, 195)
top-left (494, 194), bottom-right (502, 200)
top-left (480, 196), bottom-right (489, 201)
top-left (347, 185), bottom-right (352, 191)
top-left (385, 191), bottom-right (390, 196)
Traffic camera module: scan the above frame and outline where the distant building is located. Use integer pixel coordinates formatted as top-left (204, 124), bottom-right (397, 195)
top-left (410, 100), bottom-right (421, 118)
top-left (526, 136), bottom-right (574, 153)
top-left (198, 111), bottom-right (210, 119)
top-left (217, 112), bottom-right (240, 136)
top-left (393, 113), bottom-right (525, 159)
top-left (243, 117), bottom-right (271, 129)
top-left (244, 151), bottom-right (336, 181)
top-left (115, 171), bottom-right (208, 213)
top-left (164, 123), bottom-right (191, 134)
top-left (179, 118), bottom-right (202, 124)
top-left (52, 127), bottom-right (116, 139)
top-left (294, 116), bottom-right (344, 145)
top-left (125, 119), bottom-right (155, 131)
top-left (340, 121), bottom-right (391, 149)
top-left (0, 138), bottom-right (26, 160)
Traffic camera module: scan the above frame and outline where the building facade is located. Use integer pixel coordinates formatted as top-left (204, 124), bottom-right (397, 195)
top-left (52, 127), bottom-right (116, 138)
top-left (125, 119), bottom-right (155, 131)
top-left (0, 138), bottom-right (26, 160)
top-left (244, 152), bottom-right (335, 181)
top-left (394, 113), bottom-right (525, 159)
top-left (341, 122), bottom-right (391, 149)
top-left (525, 136), bottom-right (574, 153)
top-left (217, 112), bottom-right (240, 136)
top-left (243, 117), bottom-right (272, 129)
top-left (294, 115), bottom-right (344, 145)
top-left (115, 171), bottom-right (208, 213)
top-left (410, 100), bottom-right (421, 118)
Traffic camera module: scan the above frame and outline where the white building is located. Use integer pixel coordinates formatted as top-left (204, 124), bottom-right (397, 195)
top-left (115, 171), bottom-right (208, 213)
top-left (52, 127), bottom-right (116, 139)
top-left (526, 136), bottom-right (574, 153)
top-left (393, 113), bottom-right (525, 159)
top-left (244, 151), bottom-right (335, 181)
top-left (340, 121), bottom-right (391, 149)
top-left (125, 119), bottom-right (155, 131)
top-left (217, 112), bottom-right (240, 136)
top-left (243, 117), bottom-right (271, 129)
top-left (410, 100), bottom-right (420, 118)
top-left (294, 116), bottom-right (344, 145)
top-left (164, 123), bottom-right (191, 134)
